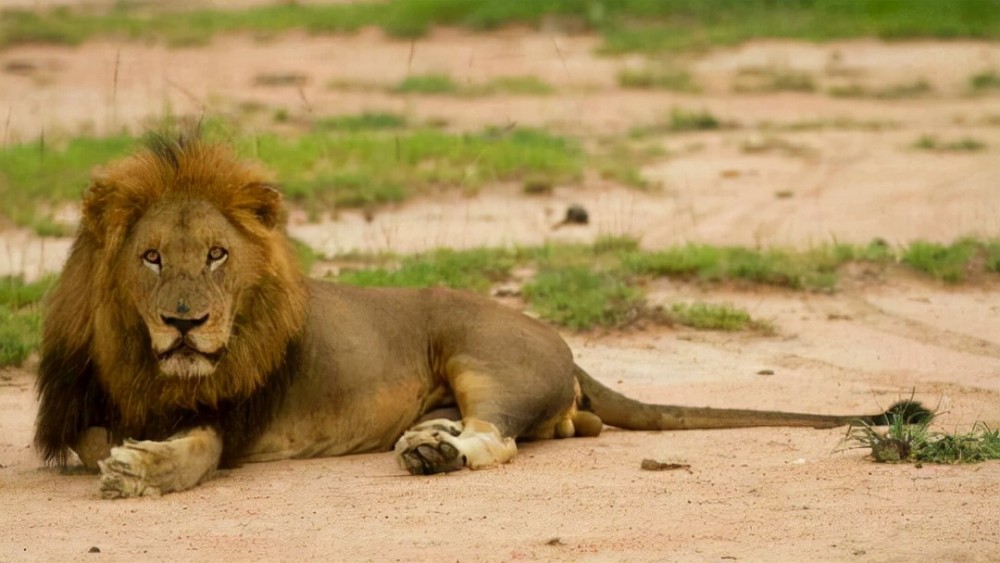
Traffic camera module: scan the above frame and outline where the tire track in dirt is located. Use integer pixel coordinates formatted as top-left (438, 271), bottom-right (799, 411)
top-left (844, 294), bottom-right (1000, 361)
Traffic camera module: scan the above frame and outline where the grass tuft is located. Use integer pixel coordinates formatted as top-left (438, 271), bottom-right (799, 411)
top-left (618, 65), bottom-right (699, 92)
top-left (337, 248), bottom-right (516, 293)
top-left (912, 135), bottom-right (987, 152)
top-left (847, 414), bottom-right (1000, 464)
top-left (969, 69), bottom-right (1000, 93)
top-left (734, 68), bottom-right (816, 93)
top-left (393, 73), bottom-right (460, 95)
top-left (901, 239), bottom-right (991, 283)
top-left (668, 302), bottom-right (771, 332)
top-left (0, 276), bottom-right (55, 368)
top-left (523, 267), bottom-right (642, 331)
top-left (313, 112), bottom-right (407, 131)
top-left (631, 108), bottom-right (724, 137)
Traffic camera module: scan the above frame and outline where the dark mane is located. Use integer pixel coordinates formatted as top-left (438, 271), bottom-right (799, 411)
top-left (34, 132), bottom-right (307, 467)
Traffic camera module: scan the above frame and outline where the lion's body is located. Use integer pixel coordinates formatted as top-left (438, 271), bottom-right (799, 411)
top-left (34, 134), bottom-right (927, 498)
top-left (245, 281), bottom-right (576, 462)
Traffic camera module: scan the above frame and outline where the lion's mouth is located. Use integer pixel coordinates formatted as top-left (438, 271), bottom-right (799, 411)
top-left (157, 340), bottom-right (225, 366)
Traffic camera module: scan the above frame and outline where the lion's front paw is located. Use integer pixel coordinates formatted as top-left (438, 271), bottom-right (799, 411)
top-left (95, 428), bottom-right (221, 499)
top-left (394, 419), bottom-right (467, 475)
top-left (98, 440), bottom-right (167, 499)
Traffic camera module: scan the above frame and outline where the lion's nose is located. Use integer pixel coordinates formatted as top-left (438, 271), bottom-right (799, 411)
top-left (161, 314), bottom-right (209, 336)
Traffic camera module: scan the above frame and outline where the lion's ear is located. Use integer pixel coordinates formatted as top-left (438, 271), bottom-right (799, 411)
top-left (81, 176), bottom-right (147, 247)
top-left (238, 182), bottom-right (284, 230)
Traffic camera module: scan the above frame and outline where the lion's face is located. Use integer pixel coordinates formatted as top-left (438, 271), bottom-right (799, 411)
top-left (126, 198), bottom-right (258, 378)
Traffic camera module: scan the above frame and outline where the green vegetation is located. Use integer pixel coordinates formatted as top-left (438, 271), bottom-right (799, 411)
top-left (762, 118), bottom-right (899, 132)
top-left (393, 74), bottom-right (554, 96)
top-left (848, 414), bottom-right (1000, 464)
top-left (668, 302), bottom-right (771, 333)
top-left (830, 79), bottom-right (934, 99)
top-left (912, 135), bottom-right (987, 153)
top-left (631, 108), bottom-right (724, 137)
top-left (330, 236), bottom-right (998, 330)
top-left (313, 112), bottom-right (408, 132)
top-left (523, 267), bottom-right (642, 330)
top-left (0, 276), bottom-right (54, 367)
top-left (591, 139), bottom-right (664, 190)
top-left (733, 68), bottom-right (816, 93)
top-left (4, 0), bottom-right (997, 53)
top-left (249, 126), bottom-right (583, 207)
top-left (0, 134), bottom-right (135, 233)
top-left (902, 239), bottom-right (1000, 283)
top-left (618, 65), bottom-right (699, 92)
top-left (393, 73), bottom-right (460, 95)
top-left (621, 242), bottom-right (892, 291)
top-left (469, 76), bottom-right (554, 96)
top-left (338, 247), bottom-right (516, 293)
top-left (969, 69), bottom-right (1000, 93)
top-left (0, 122), bottom-right (587, 230)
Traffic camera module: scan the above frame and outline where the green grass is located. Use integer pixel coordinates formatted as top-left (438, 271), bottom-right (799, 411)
top-left (393, 73), bottom-right (460, 95)
top-left (0, 276), bottom-right (54, 367)
top-left (332, 236), bottom-right (999, 329)
top-left (313, 112), bottom-right (408, 132)
top-left (0, 122), bottom-right (587, 230)
top-left (969, 69), bottom-right (1000, 93)
top-left (618, 66), bottom-right (699, 92)
top-left (4, 1), bottom-right (997, 53)
top-left (877, 79), bottom-right (934, 99)
top-left (828, 79), bottom-right (934, 99)
top-left (522, 267), bottom-right (643, 330)
top-left (631, 108), bottom-right (724, 137)
top-left (902, 239), bottom-right (1000, 283)
top-left (0, 133), bottom-right (135, 232)
top-left (668, 302), bottom-right (770, 332)
top-left (912, 135), bottom-right (987, 153)
top-left (733, 68), bottom-right (816, 93)
top-left (393, 74), bottom-right (554, 96)
top-left (848, 414), bottom-right (1000, 464)
top-left (469, 76), bottom-right (554, 96)
top-left (337, 247), bottom-right (517, 293)
top-left (622, 243), bottom-right (880, 291)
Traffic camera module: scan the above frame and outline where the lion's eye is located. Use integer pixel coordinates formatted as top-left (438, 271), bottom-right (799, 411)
top-left (207, 246), bottom-right (228, 271)
top-left (142, 249), bottom-right (161, 273)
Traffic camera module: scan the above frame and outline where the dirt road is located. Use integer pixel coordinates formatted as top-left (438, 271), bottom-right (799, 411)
top-left (1, 22), bottom-right (999, 562)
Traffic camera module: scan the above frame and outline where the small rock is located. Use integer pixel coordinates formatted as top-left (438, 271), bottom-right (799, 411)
top-left (564, 204), bottom-right (589, 225)
top-left (640, 459), bottom-right (691, 472)
top-left (88, 547), bottom-right (101, 553)
top-left (552, 204), bottom-right (589, 229)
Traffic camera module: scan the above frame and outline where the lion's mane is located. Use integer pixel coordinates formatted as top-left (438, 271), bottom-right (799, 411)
top-left (35, 133), bottom-right (308, 467)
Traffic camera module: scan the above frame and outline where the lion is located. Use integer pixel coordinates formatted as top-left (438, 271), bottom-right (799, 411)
top-left (34, 133), bottom-right (928, 498)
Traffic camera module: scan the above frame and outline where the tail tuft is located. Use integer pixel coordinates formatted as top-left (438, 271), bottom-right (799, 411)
top-left (866, 401), bottom-right (933, 426)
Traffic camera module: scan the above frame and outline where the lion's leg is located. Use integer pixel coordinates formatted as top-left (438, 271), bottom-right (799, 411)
top-left (98, 426), bottom-right (222, 499)
top-left (395, 363), bottom-right (574, 475)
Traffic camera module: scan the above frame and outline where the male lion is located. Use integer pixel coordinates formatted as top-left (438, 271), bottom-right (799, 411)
top-left (35, 134), bottom-right (925, 498)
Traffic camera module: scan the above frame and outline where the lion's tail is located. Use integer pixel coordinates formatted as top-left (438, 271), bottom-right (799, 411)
top-left (573, 366), bottom-right (930, 431)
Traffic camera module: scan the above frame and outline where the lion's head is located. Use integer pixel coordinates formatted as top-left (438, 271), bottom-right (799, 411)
top-left (35, 133), bottom-right (309, 462)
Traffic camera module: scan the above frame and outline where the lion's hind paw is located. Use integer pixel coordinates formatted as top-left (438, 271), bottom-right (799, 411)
top-left (394, 419), bottom-right (467, 475)
top-left (394, 418), bottom-right (517, 475)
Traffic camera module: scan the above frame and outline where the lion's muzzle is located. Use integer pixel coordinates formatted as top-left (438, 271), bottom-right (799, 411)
top-left (152, 313), bottom-right (228, 378)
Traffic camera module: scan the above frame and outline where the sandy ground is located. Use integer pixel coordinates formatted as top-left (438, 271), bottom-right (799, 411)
top-left (1, 17), bottom-right (1000, 562)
